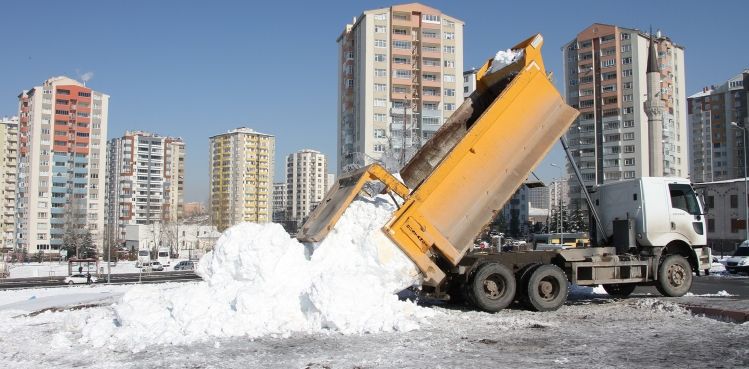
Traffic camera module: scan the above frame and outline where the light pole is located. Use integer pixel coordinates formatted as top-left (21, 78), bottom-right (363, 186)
top-left (731, 121), bottom-right (749, 241)
top-left (551, 163), bottom-right (564, 245)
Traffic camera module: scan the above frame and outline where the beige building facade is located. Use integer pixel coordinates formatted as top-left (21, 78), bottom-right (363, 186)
top-left (286, 149), bottom-right (328, 226)
top-left (0, 116), bottom-right (19, 250)
top-left (209, 127), bottom-right (274, 231)
top-left (337, 3), bottom-right (464, 173)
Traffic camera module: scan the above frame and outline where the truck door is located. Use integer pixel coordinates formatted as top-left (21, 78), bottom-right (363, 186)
top-left (668, 183), bottom-right (706, 245)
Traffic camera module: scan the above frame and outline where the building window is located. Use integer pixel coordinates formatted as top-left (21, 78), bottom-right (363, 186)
top-left (423, 30), bottom-right (439, 38)
top-left (375, 69), bottom-right (387, 77)
top-left (444, 89), bottom-right (455, 96)
top-left (393, 56), bottom-right (409, 64)
top-left (623, 132), bottom-right (635, 140)
top-left (374, 83), bottom-right (387, 92)
top-left (444, 60), bottom-right (454, 68)
top-left (623, 120), bottom-right (634, 128)
top-left (393, 40), bottom-right (411, 49)
top-left (623, 107), bottom-right (634, 114)
top-left (394, 70), bottom-right (412, 79)
top-left (345, 79), bottom-right (354, 88)
top-left (623, 171), bottom-right (635, 179)
top-left (623, 82), bottom-right (633, 89)
top-left (373, 144), bottom-right (385, 152)
top-left (374, 98), bottom-right (387, 107)
top-left (422, 14), bottom-right (440, 23)
top-left (443, 74), bottom-right (455, 82)
top-left (601, 59), bottom-right (615, 67)
top-left (374, 13), bottom-right (387, 21)
top-left (623, 94), bottom-right (633, 102)
top-left (622, 57), bottom-right (632, 65)
top-left (622, 69), bottom-right (633, 77)
top-left (624, 158), bottom-right (635, 166)
top-left (374, 129), bottom-right (386, 138)
top-left (621, 45), bottom-right (632, 53)
top-left (374, 26), bottom-right (386, 33)
top-left (392, 28), bottom-right (408, 35)
top-left (621, 33), bottom-right (630, 40)
top-left (374, 39), bottom-right (387, 48)
top-left (374, 54), bottom-right (386, 62)
top-left (444, 103), bottom-right (455, 110)
top-left (443, 32), bottom-right (455, 40)
top-left (602, 85), bottom-right (616, 92)
top-left (443, 45), bottom-right (455, 54)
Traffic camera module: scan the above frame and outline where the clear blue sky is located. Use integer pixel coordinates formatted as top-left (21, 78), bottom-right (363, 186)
top-left (1, 0), bottom-right (747, 202)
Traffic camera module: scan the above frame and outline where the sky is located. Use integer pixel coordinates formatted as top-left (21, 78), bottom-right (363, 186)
top-left (1, 0), bottom-right (747, 203)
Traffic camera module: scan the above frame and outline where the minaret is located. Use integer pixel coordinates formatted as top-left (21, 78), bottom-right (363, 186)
top-left (644, 29), bottom-right (665, 177)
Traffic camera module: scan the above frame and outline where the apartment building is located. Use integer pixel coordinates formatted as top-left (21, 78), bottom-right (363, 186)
top-left (16, 76), bottom-right (109, 254)
top-left (688, 70), bottom-right (749, 182)
top-left (106, 131), bottom-right (185, 242)
top-left (209, 127), bottom-right (274, 231)
top-left (286, 149), bottom-right (329, 226)
top-left (272, 182), bottom-right (286, 223)
top-left (337, 3), bottom-right (464, 173)
top-left (0, 116), bottom-right (19, 250)
top-left (562, 24), bottom-right (687, 209)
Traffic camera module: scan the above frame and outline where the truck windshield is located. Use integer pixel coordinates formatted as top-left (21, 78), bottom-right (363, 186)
top-left (669, 184), bottom-right (701, 215)
top-left (138, 251), bottom-right (149, 256)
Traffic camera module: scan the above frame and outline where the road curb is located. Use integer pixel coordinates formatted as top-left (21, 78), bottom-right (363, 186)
top-left (682, 304), bottom-right (749, 323)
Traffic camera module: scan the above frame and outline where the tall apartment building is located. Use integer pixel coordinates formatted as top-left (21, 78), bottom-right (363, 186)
top-left (688, 70), bottom-right (748, 182)
top-left (16, 76), bottom-right (109, 254)
top-left (286, 149), bottom-right (329, 226)
top-left (106, 131), bottom-right (185, 242)
top-left (209, 127), bottom-right (274, 231)
top-left (562, 24), bottom-right (688, 209)
top-left (272, 182), bottom-right (286, 222)
top-left (0, 116), bottom-right (19, 250)
top-left (337, 3), bottom-right (464, 173)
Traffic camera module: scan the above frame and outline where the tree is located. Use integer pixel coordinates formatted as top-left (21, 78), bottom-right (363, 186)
top-left (566, 208), bottom-right (589, 233)
top-left (159, 221), bottom-right (179, 257)
top-left (78, 229), bottom-right (97, 259)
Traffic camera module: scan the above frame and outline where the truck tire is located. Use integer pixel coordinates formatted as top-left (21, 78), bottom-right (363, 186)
top-left (467, 263), bottom-right (516, 312)
top-left (602, 283), bottom-right (636, 298)
top-left (523, 264), bottom-right (568, 312)
top-left (656, 255), bottom-right (692, 297)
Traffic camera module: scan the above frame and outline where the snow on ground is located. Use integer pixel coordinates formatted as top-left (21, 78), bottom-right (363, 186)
top-left (40, 195), bottom-right (429, 352)
top-left (0, 284), bottom-right (134, 313)
top-left (1, 295), bottom-right (747, 368)
top-left (685, 290), bottom-right (735, 297)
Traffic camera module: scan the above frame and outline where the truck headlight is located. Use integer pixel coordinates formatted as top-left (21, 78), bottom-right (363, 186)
top-left (740, 259), bottom-right (749, 266)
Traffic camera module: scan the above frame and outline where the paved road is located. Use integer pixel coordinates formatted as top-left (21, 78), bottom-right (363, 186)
top-left (0, 271), bottom-right (201, 290)
top-left (630, 274), bottom-right (749, 299)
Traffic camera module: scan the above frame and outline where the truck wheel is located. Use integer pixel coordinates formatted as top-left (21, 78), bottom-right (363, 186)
top-left (656, 255), bottom-right (692, 297)
top-left (602, 283), bottom-right (636, 298)
top-left (523, 264), bottom-right (568, 312)
top-left (467, 263), bottom-right (516, 312)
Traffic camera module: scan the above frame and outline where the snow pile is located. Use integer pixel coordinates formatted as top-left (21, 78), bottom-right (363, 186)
top-left (684, 290), bottom-right (734, 297)
top-left (485, 49), bottom-right (523, 75)
top-left (75, 195), bottom-right (430, 350)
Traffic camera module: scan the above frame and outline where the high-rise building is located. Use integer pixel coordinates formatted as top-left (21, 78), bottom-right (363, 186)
top-left (337, 3), bottom-right (464, 173)
top-left (272, 182), bottom-right (287, 223)
top-left (688, 70), bottom-right (748, 182)
top-left (463, 69), bottom-right (478, 98)
top-left (0, 116), bottom-right (19, 250)
top-left (209, 127), bottom-right (274, 231)
top-left (16, 76), bottom-right (109, 254)
top-left (286, 149), bottom-right (329, 226)
top-left (562, 24), bottom-right (688, 209)
top-left (106, 131), bottom-right (185, 242)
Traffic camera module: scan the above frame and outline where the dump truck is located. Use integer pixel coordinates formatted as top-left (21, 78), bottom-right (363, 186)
top-left (298, 34), bottom-right (711, 312)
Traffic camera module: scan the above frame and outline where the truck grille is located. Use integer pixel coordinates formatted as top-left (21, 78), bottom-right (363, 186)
top-left (727, 262), bottom-right (738, 267)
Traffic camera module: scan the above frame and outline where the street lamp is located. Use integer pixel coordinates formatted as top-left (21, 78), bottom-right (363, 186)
top-left (551, 163), bottom-right (564, 245)
top-left (731, 121), bottom-right (749, 241)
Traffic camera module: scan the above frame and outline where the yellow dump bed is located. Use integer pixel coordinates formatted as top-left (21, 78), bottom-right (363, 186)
top-left (298, 34), bottom-right (579, 287)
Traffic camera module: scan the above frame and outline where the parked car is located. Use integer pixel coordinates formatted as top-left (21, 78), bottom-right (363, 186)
top-left (173, 261), bottom-right (195, 271)
top-left (726, 241), bottom-right (749, 274)
top-left (150, 261), bottom-right (164, 271)
top-left (64, 274), bottom-right (98, 285)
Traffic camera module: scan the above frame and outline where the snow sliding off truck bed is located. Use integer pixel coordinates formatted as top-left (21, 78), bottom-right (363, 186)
top-left (298, 34), bottom-right (710, 312)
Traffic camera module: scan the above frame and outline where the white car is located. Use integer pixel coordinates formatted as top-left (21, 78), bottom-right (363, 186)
top-left (150, 261), bottom-right (164, 271)
top-left (64, 274), bottom-right (98, 285)
top-left (725, 242), bottom-right (749, 274)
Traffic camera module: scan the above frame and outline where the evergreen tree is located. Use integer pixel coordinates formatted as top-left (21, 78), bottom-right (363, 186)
top-left (78, 229), bottom-right (97, 259)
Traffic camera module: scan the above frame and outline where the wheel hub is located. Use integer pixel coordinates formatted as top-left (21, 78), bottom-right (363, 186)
top-left (483, 277), bottom-right (505, 300)
top-left (668, 264), bottom-right (685, 286)
top-left (539, 280), bottom-right (554, 299)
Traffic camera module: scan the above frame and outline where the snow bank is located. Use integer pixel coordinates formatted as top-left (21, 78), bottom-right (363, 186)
top-left (485, 49), bottom-right (523, 75)
top-left (76, 195), bottom-right (430, 350)
top-left (684, 290), bottom-right (734, 297)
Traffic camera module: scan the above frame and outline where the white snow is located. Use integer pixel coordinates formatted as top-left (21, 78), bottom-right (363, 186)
top-left (485, 49), bottom-right (523, 75)
top-left (70, 195), bottom-right (429, 350)
top-left (684, 290), bottom-right (734, 297)
top-left (7, 260), bottom-right (150, 278)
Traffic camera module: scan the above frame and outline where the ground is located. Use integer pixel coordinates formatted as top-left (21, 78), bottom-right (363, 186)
top-left (1, 283), bottom-right (748, 368)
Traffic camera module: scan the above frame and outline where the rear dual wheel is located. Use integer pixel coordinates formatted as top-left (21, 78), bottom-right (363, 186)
top-left (521, 264), bottom-right (569, 312)
top-left (467, 263), bottom-right (516, 312)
